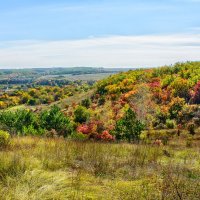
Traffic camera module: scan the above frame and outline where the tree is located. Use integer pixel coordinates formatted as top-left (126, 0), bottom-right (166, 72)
top-left (81, 98), bottom-right (91, 108)
top-left (0, 111), bottom-right (17, 134)
top-left (114, 108), bottom-right (144, 142)
top-left (170, 78), bottom-right (190, 102)
top-left (169, 97), bottom-right (185, 119)
top-left (191, 81), bottom-right (200, 104)
top-left (40, 105), bottom-right (73, 137)
top-left (74, 105), bottom-right (90, 123)
top-left (0, 109), bottom-right (38, 135)
top-left (98, 96), bottom-right (106, 106)
top-left (21, 93), bottom-right (31, 104)
top-left (28, 98), bottom-right (37, 106)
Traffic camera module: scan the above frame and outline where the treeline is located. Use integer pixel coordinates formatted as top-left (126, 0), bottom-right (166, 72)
top-left (0, 78), bottom-right (95, 86)
top-left (0, 67), bottom-right (122, 78)
top-left (0, 85), bottom-right (90, 109)
top-left (0, 105), bottom-right (144, 142)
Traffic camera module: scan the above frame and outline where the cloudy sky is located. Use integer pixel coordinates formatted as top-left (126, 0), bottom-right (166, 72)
top-left (0, 0), bottom-right (200, 68)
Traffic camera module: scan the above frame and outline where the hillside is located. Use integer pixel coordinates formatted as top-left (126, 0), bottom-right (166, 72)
top-left (0, 62), bottom-right (200, 199)
top-left (93, 61), bottom-right (200, 132)
top-left (0, 61), bottom-right (200, 139)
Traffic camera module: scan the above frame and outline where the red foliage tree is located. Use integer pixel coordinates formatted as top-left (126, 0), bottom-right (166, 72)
top-left (77, 124), bottom-right (92, 135)
top-left (99, 130), bottom-right (114, 141)
top-left (191, 81), bottom-right (200, 104)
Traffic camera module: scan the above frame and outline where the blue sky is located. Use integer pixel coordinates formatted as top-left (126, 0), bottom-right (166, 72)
top-left (0, 0), bottom-right (200, 68)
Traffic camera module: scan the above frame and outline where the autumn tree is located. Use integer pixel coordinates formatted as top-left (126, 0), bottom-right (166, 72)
top-left (191, 81), bottom-right (200, 104)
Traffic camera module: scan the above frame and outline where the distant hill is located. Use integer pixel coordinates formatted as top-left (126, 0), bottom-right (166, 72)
top-left (0, 67), bottom-right (132, 85)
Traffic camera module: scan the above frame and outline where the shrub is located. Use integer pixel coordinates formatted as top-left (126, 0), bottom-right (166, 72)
top-left (98, 96), bottom-right (106, 106)
top-left (74, 106), bottom-right (90, 123)
top-left (70, 132), bottom-right (89, 140)
top-left (22, 125), bottom-right (45, 136)
top-left (45, 129), bottom-right (58, 138)
top-left (27, 98), bottom-right (37, 106)
top-left (0, 130), bottom-right (10, 148)
top-left (40, 105), bottom-right (73, 137)
top-left (166, 119), bottom-right (176, 129)
top-left (147, 130), bottom-right (172, 145)
top-left (77, 124), bottom-right (92, 135)
top-left (153, 139), bottom-right (163, 146)
top-left (0, 109), bottom-right (39, 135)
top-left (187, 122), bottom-right (195, 135)
top-left (155, 123), bottom-right (167, 130)
top-left (99, 130), bottom-right (114, 141)
top-left (81, 98), bottom-right (91, 108)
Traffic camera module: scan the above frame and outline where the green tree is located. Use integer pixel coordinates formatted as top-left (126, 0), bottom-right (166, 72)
top-left (15, 109), bottom-right (38, 135)
top-left (114, 108), bottom-right (144, 142)
top-left (28, 98), bottom-right (37, 106)
top-left (40, 105), bottom-right (73, 137)
top-left (0, 109), bottom-right (38, 135)
top-left (0, 111), bottom-right (17, 134)
top-left (74, 105), bottom-right (90, 123)
top-left (81, 98), bottom-right (91, 108)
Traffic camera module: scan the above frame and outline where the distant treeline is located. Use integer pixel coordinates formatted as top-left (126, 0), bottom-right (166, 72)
top-left (0, 67), bottom-right (130, 76)
top-left (0, 67), bottom-right (130, 86)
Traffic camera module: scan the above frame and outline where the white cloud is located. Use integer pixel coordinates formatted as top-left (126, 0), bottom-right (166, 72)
top-left (0, 33), bottom-right (200, 68)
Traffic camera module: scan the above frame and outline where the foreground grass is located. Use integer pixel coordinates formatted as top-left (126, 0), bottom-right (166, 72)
top-left (0, 137), bottom-right (200, 200)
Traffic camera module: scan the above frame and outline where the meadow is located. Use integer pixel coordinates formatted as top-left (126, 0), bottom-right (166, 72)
top-left (0, 136), bottom-right (200, 200)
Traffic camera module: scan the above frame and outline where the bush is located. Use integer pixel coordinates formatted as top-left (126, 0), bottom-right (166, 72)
top-left (166, 119), bottom-right (176, 129)
top-left (81, 98), bottom-right (91, 108)
top-left (98, 96), bottom-right (106, 106)
top-left (40, 105), bottom-right (73, 137)
top-left (70, 132), bottom-right (89, 140)
top-left (45, 129), bottom-right (58, 138)
top-left (22, 125), bottom-right (45, 136)
top-left (0, 109), bottom-right (39, 135)
top-left (74, 106), bottom-right (90, 123)
top-left (0, 130), bottom-right (10, 148)
top-left (187, 122), bottom-right (195, 135)
top-left (99, 130), bottom-right (114, 141)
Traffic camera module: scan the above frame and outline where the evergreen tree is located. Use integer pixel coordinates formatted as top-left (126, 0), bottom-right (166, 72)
top-left (114, 108), bottom-right (144, 142)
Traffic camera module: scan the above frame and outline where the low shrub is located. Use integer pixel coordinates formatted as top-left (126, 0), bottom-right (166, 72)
top-left (99, 130), bottom-right (114, 141)
top-left (0, 130), bottom-right (10, 148)
top-left (187, 122), bottom-right (195, 135)
top-left (166, 119), bottom-right (176, 129)
top-left (70, 132), bottom-right (89, 140)
top-left (81, 98), bottom-right (91, 108)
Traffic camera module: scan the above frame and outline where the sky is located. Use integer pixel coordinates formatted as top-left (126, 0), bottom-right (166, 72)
top-left (0, 0), bottom-right (200, 68)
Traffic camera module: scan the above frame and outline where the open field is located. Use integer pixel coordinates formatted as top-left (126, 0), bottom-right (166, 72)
top-left (0, 136), bottom-right (200, 200)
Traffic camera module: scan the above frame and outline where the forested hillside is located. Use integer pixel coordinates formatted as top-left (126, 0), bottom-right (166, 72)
top-left (0, 61), bottom-right (199, 142)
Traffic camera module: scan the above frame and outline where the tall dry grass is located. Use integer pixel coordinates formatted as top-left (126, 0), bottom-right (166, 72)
top-left (0, 137), bottom-right (200, 199)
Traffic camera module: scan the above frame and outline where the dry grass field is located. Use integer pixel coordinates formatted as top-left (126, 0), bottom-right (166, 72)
top-left (0, 136), bottom-right (200, 200)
